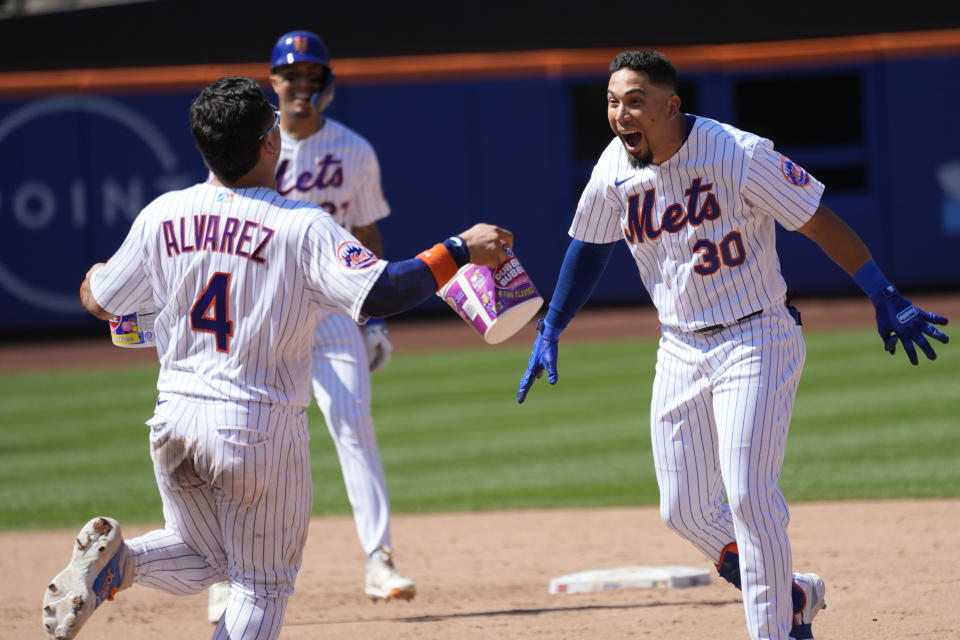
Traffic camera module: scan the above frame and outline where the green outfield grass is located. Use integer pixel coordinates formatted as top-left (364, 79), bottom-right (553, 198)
top-left (0, 327), bottom-right (957, 532)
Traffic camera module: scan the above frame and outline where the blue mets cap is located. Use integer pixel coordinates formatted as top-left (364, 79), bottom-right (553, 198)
top-left (271, 30), bottom-right (331, 71)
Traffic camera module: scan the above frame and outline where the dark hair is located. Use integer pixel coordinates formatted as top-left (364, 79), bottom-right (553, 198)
top-left (609, 50), bottom-right (678, 92)
top-left (189, 76), bottom-right (275, 183)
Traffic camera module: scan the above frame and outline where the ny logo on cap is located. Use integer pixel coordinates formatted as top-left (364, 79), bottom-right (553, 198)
top-left (293, 36), bottom-right (309, 54)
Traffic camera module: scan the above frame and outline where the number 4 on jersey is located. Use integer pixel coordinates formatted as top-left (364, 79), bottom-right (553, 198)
top-left (191, 272), bottom-right (233, 352)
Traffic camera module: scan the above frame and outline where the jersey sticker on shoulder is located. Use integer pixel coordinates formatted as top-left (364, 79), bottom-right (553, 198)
top-left (337, 241), bottom-right (378, 269)
top-left (780, 155), bottom-right (811, 187)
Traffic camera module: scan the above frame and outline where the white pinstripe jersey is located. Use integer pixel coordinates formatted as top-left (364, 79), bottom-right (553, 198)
top-left (570, 115), bottom-right (824, 332)
top-left (89, 183), bottom-right (386, 407)
top-left (276, 118), bottom-right (389, 229)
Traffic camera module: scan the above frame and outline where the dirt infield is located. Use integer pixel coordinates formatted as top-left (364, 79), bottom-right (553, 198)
top-left (4, 294), bottom-right (959, 639)
top-left (8, 502), bottom-right (960, 639)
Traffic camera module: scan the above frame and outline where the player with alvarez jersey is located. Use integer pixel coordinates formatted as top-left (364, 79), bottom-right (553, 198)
top-left (43, 75), bottom-right (511, 640)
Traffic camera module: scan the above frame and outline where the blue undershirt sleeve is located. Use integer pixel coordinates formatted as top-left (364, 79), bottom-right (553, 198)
top-left (544, 239), bottom-right (617, 331)
top-left (361, 236), bottom-right (470, 318)
top-left (361, 258), bottom-right (437, 318)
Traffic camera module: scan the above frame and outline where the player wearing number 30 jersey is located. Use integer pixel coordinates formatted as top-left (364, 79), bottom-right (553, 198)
top-left (517, 50), bottom-right (948, 640)
top-left (573, 117), bottom-right (822, 332)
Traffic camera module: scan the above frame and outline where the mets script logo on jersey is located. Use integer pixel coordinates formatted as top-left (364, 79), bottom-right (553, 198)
top-left (275, 156), bottom-right (343, 196)
top-left (780, 155), bottom-right (811, 187)
top-left (338, 241), bottom-right (378, 269)
top-left (623, 178), bottom-right (721, 244)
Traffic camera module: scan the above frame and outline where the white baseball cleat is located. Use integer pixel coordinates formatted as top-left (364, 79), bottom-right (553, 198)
top-left (791, 572), bottom-right (826, 640)
top-left (42, 516), bottom-right (127, 639)
top-left (207, 580), bottom-right (231, 624)
top-left (364, 547), bottom-right (416, 602)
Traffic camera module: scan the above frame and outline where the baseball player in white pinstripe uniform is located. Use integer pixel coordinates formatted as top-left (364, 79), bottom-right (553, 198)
top-left (206, 29), bottom-right (414, 622)
top-left (517, 50), bottom-right (948, 640)
top-left (43, 76), bottom-right (512, 640)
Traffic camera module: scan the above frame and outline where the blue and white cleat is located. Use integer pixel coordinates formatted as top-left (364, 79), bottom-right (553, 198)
top-left (42, 516), bottom-right (126, 639)
top-left (790, 572), bottom-right (827, 640)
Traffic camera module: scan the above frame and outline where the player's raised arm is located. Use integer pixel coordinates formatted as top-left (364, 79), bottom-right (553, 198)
top-left (360, 223), bottom-right (512, 319)
top-left (794, 204), bottom-right (872, 273)
top-left (797, 204), bottom-right (949, 364)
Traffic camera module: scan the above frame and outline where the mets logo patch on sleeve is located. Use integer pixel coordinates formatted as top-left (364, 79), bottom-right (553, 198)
top-left (780, 155), bottom-right (811, 187)
top-left (337, 241), bottom-right (378, 269)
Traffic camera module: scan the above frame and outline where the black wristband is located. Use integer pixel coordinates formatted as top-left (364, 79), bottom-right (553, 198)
top-left (442, 236), bottom-right (470, 268)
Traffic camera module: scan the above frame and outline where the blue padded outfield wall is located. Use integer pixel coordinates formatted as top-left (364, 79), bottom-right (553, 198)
top-left (1, 53), bottom-right (959, 332)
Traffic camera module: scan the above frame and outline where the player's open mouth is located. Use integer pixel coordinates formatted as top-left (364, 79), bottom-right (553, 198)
top-left (621, 131), bottom-right (642, 150)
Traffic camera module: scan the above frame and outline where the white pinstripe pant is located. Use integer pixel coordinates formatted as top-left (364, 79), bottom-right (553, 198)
top-left (651, 302), bottom-right (805, 640)
top-left (126, 395), bottom-right (313, 640)
top-left (311, 312), bottom-right (391, 555)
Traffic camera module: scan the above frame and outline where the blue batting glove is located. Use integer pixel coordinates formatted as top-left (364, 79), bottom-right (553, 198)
top-left (517, 319), bottom-right (561, 403)
top-left (870, 285), bottom-right (949, 365)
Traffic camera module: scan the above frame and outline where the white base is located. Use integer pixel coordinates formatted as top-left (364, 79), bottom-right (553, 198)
top-left (549, 565), bottom-right (711, 594)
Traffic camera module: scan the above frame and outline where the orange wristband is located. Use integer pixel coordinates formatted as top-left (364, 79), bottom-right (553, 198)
top-left (416, 243), bottom-right (459, 288)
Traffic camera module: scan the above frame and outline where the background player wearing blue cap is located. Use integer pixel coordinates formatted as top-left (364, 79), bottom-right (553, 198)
top-left (205, 30), bottom-right (415, 624)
